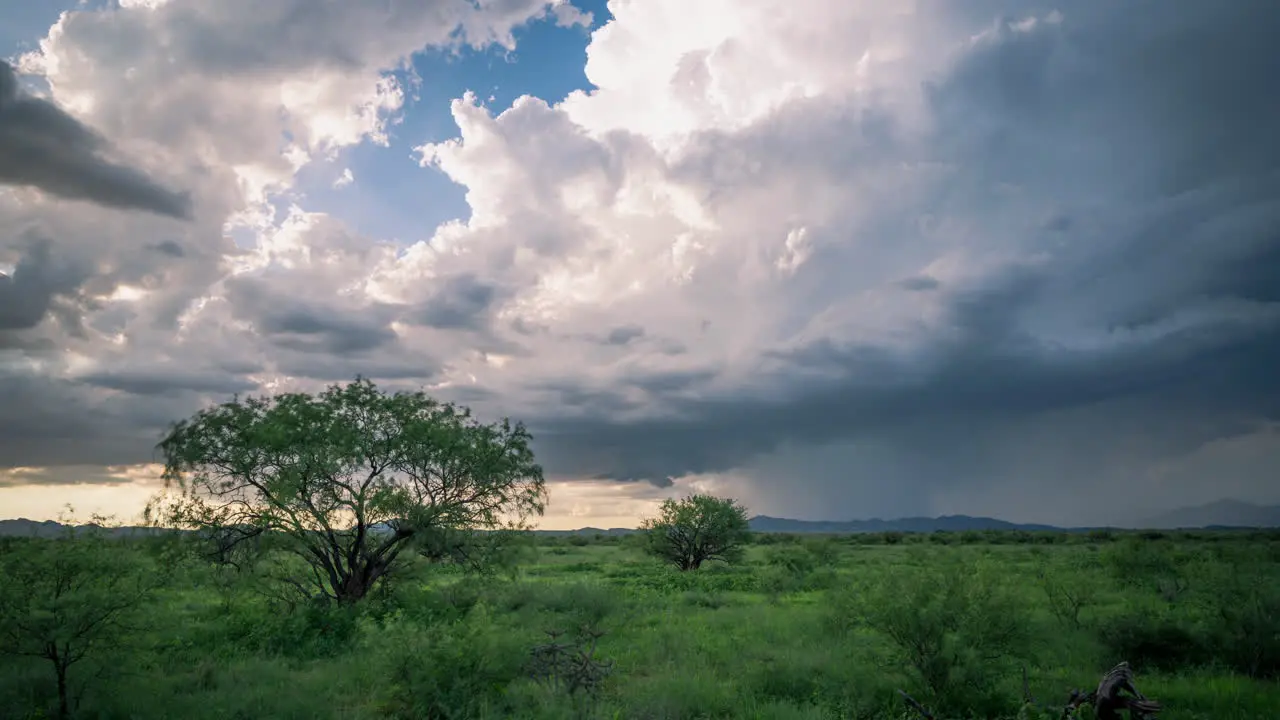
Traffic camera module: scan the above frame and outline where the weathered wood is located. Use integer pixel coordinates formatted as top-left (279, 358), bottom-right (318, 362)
top-left (897, 689), bottom-right (935, 720)
top-left (1064, 662), bottom-right (1161, 720)
top-left (1093, 662), bottom-right (1161, 720)
top-left (901, 662), bottom-right (1160, 720)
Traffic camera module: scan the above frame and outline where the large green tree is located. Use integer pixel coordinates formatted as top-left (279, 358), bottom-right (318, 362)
top-left (149, 378), bottom-right (546, 604)
top-left (641, 494), bottom-right (752, 571)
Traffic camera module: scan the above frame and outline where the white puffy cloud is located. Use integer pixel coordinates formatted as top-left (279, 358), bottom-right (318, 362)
top-left (4, 0), bottom-right (1280, 526)
top-left (0, 0), bottom-right (590, 472)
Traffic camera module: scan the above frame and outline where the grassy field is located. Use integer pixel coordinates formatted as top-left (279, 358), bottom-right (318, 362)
top-left (2, 529), bottom-right (1278, 719)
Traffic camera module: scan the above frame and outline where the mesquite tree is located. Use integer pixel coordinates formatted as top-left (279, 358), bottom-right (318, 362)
top-left (641, 494), bottom-right (751, 571)
top-left (0, 526), bottom-right (157, 719)
top-left (148, 378), bottom-right (546, 604)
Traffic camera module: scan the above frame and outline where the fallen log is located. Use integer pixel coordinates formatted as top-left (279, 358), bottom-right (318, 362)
top-left (896, 661), bottom-right (1161, 720)
top-left (1064, 662), bottom-right (1161, 720)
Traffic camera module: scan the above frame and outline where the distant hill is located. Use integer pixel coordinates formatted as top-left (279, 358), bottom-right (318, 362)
top-left (747, 514), bottom-right (1066, 534)
top-left (0, 518), bottom-right (168, 538)
top-left (6, 501), bottom-right (1277, 539)
top-left (0, 518), bottom-right (642, 539)
top-left (1139, 500), bottom-right (1280, 529)
top-left (531, 527), bottom-right (637, 537)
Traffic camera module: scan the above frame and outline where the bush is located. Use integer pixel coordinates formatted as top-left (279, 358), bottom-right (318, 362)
top-left (1201, 575), bottom-right (1280, 678)
top-left (765, 545), bottom-right (819, 576)
top-left (371, 604), bottom-right (532, 719)
top-left (215, 597), bottom-right (362, 659)
top-left (802, 537), bottom-right (842, 567)
top-left (1037, 564), bottom-right (1098, 630)
top-left (832, 562), bottom-right (1030, 715)
top-left (1097, 610), bottom-right (1203, 673)
top-left (1102, 538), bottom-right (1195, 601)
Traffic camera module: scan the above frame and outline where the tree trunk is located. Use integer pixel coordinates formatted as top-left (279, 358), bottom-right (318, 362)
top-left (55, 657), bottom-right (70, 720)
top-left (334, 560), bottom-right (384, 604)
top-left (335, 576), bottom-right (370, 605)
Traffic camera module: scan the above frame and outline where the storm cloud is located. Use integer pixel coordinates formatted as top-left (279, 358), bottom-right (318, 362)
top-left (498, 0), bottom-right (1280, 522)
top-left (0, 61), bottom-right (192, 219)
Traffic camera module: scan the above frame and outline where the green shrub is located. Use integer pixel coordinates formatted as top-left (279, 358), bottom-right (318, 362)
top-left (371, 604), bottom-right (531, 719)
top-left (1097, 610), bottom-right (1204, 673)
top-left (1201, 576), bottom-right (1280, 678)
top-left (765, 544), bottom-right (819, 576)
top-left (832, 562), bottom-right (1030, 715)
top-left (219, 598), bottom-right (362, 659)
top-left (510, 581), bottom-right (621, 626)
top-left (803, 537), bottom-right (843, 566)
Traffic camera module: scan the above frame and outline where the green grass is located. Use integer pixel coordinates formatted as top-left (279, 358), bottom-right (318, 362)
top-left (2, 530), bottom-right (1278, 719)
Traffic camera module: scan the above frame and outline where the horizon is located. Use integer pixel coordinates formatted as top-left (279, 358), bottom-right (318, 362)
top-left (3, 1), bottom-right (1280, 529)
top-left (1, 495), bottom-right (1272, 533)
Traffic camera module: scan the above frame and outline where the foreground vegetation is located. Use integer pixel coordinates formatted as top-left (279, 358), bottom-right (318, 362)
top-left (4, 382), bottom-right (1276, 718)
top-left (3, 527), bottom-right (1278, 719)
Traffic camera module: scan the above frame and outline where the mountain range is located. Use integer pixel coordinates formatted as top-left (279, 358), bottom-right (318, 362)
top-left (2, 500), bottom-right (1277, 538)
top-left (1137, 499), bottom-right (1280, 530)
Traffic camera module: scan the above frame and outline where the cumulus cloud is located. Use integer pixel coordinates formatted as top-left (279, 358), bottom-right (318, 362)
top-left (0, 0), bottom-right (589, 469)
top-left (3, 0), bottom-right (1279, 526)
top-left (395, 0), bottom-right (1280, 523)
top-left (0, 61), bottom-right (191, 219)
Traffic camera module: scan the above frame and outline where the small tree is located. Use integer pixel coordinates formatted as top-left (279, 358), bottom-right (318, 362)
top-left (0, 524), bottom-right (156, 719)
top-left (640, 494), bottom-right (751, 571)
top-left (148, 377), bottom-right (547, 605)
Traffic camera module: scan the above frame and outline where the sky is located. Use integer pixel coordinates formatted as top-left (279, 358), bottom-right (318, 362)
top-left (1, 0), bottom-right (1278, 530)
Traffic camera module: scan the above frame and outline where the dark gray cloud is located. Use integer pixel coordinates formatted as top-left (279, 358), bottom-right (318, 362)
top-left (77, 367), bottom-right (260, 397)
top-left (0, 373), bottom-right (176, 469)
top-left (273, 352), bottom-right (438, 383)
top-left (225, 276), bottom-right (401, 355)
top-left (0, 465), bottom-right (148, 488)
top-left (410, 274), bottom-right (501, 330)
top-left (0, 61), bottom-right (192, 220)
top-left (147, 240), bottom-right (186, 258)
top-left (604, 324), bottom-right (645, 345)
top-left (898, 275), bottom-right (941, 292)
top-left (0, 234), bottom-right (90, 335)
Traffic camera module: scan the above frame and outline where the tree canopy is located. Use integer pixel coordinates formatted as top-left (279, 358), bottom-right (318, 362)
top-left (148, 377), bottom-right (546, 604)
top-left (640, 494), bottom-right (752, 571)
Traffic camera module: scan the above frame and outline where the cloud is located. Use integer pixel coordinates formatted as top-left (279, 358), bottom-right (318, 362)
top-left (0, 464), bottom-right (163, 489)
top-left (3, 0), bottom-right (1280, 526)
top-left (226, 276), bottom-right (402, 355)
top-left (410, 273), bottom-right (502, 331)
top-left (603, 325), bottom-right (644, 346)
top-left (385, 0), bottom-right (1280, 522)
top-left (0, 232), bottom-right (91, 334)
top-left (0, 61), bottom-right (192, 219)
top-left (0, 0), bottom-right (588, 473)
top-left (76, 366), bottom-right (260, 397)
